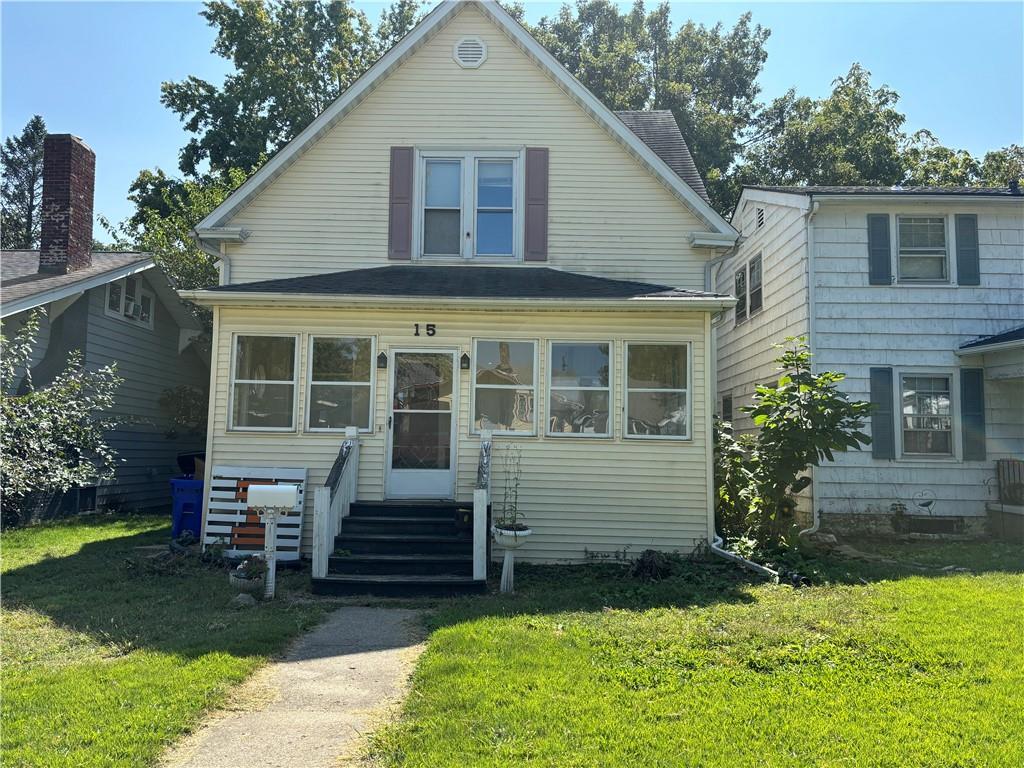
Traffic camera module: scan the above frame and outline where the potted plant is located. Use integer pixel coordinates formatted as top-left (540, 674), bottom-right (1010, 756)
top-left (491, 445), bottom-right (531, 548)
top-left (229, 556), bottom-right (267, 594)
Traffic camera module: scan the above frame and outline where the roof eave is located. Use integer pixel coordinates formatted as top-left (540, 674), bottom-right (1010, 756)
top-left (956, 338), bottom-right (1024, 356)
top-left (1, 257), bottom-right (155, 318)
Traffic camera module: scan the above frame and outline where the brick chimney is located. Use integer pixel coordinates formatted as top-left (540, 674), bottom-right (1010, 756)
top-left (38, 134), bottom-right (95, 274)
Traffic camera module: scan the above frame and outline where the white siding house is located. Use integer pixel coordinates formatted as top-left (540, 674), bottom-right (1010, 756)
top-left (717, 185), bottom-right (1024, 533)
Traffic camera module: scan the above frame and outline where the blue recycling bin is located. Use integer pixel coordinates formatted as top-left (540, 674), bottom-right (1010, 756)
top-left (170, 478), bottom-right (205, 538)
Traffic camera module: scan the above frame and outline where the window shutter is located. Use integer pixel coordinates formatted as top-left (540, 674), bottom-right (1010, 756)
top-left (524, 147), bottom-right (549, 261)
top-left (960, 368), bottom-right (986, 460)
top-left (867, 214), bottom-right (891, 285)
top-left (388, 147), bottom-right (413, 260)
top-left (955, 214), bottom-right (980, 286)
top-left (869, 367), bottom-right (896, 459)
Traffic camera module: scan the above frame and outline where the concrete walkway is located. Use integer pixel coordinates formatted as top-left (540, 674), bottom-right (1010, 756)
top-left (162, 607), bottom-right (423, 768)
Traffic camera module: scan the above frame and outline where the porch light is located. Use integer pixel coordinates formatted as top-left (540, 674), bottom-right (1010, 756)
top-left (461, 352), bottom-right (471, 370)
top-left (377, 352), bottom-right (388, 369)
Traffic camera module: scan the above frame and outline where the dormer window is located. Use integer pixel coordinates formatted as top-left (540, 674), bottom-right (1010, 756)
top-left (418, 150), bottom-right (520, 259)
top-left (105, 276), bottom-right (154, 329)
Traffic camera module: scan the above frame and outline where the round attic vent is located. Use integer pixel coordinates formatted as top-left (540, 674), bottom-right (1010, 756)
top-left (453, 36), bottom-right (487, 68)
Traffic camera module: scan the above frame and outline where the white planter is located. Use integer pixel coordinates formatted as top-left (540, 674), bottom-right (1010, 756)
top-left (492, 526), bottom-right (532, 549)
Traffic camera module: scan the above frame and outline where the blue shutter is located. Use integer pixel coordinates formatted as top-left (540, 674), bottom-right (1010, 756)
top-left (869, 367), bottom-right (896, 459)
top-left (867, 214), bottom-right (891, 285)
top-left (960, 368), bottom-right (986, 460)
top-left (955, 214), bottom-right (980, 286)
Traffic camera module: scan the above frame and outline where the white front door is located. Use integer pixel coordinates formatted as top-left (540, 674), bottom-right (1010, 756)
top-left (386, 349), bottom-right (458, 499)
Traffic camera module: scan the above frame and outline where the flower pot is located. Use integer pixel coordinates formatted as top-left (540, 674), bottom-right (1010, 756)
top-left (229, 572), bottom-right (265, 594)
top-left (492, 526), bottom-right (532, 549)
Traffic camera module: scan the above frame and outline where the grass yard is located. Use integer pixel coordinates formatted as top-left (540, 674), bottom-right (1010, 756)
top-left (1, 515), bottom-right (333, 768)
top-left (371, 542), bottom-right (1024, 767)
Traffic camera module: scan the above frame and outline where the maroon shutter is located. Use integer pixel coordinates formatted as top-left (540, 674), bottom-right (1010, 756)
top-left (524, 147), bottom-right (549, 261)
top-left (388, 147), bottom-right (413, 260)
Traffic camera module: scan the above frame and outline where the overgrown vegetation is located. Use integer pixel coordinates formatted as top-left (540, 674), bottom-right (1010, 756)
top-left (715, 338), bottom-right (870, 547)
top-left (0, 515), bottom-right (332, 768)
top-left (1, 314), bottom-right (123, 527)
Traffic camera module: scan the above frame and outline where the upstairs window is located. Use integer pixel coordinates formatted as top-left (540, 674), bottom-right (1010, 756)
top-left (420, 151), bottom-right (519, 259)
top-left (734, 254), bottom-right (763, 323)
top-left (105, 276), bottom-right (154, 329)
top-left (734, 267), bottom-right (747, 324)
top-left (748, 254), bottom-right (763, 314)
top-left (898, 216), bottom-right (947, 282)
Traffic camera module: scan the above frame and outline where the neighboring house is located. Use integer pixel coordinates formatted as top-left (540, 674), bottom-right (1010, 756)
top-left (717, 185), bottom-right (1024, 533)
top-left (181, 0), bottom-right (738, 594)
top-left (1, 134), bottom-right (208, 517)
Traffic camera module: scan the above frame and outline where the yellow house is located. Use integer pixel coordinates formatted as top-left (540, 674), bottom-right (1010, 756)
top-left (183, 0), bottom-right (737, 595)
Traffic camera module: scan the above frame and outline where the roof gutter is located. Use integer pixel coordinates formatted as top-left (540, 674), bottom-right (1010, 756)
top-left (178, 289), bottom-right (736, 312)
top-left (955, 338), bottom-right (1024, 356)
top-left (803, 194), bottom-right (1024, 204)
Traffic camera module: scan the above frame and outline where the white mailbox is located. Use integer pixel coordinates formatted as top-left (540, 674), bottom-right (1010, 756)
top-left (247, 483), bottom-right (300, 598)
top-left (247, 483), bottom-right (299, 510)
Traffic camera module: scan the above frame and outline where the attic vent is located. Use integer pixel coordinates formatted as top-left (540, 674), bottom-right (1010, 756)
top-left (453, 36), bottom-right (487, 68)
top-left (756, 207), bottom-right (765, 228)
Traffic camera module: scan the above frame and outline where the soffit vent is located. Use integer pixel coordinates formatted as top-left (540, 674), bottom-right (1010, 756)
top-left (453, 36), bottom-right (487, 68)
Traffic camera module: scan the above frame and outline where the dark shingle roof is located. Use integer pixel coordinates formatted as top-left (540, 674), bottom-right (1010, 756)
top-left (207, 265), bottom-right (727, 301)
top-left (1, 250), bottom-right (150, 311)
top-left (960, 324), bottom-right (1024, 351)
top-left (615, 110), bottom-right (710, 204)
top-left (747, 185), bottom-right (1023, 197)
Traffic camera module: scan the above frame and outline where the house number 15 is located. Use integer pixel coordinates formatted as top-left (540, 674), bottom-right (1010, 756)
top-left (413, 323), bottom-right (436, 337)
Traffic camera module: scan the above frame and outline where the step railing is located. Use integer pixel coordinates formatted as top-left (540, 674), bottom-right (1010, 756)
top-left (472, 430), bottom-right (493, 582)
top-left (312, 426), bottom-right (360, 578)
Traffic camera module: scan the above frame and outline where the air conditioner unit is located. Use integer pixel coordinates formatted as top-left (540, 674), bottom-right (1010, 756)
top-left (124, 301), bottom-right (141, 319)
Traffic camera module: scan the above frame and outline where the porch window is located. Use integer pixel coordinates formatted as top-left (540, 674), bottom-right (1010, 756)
top-left (547, 341), bottom-right (612, 437)
top-left (900, 374), bottom-right (952, 455)
top-left (625, 343), bottom-right (690, 439)
top-left (105, 276), bottom-right (154, 329)
top-left (472, 339), bottom-right (536, 435)
top-left (307, 337), bottom-right (374, 432)
top-left (898, 216), bottom-right (947, 282)
top-left (420, 151), bottom-right (519, 259)
top-left (230, 335), bottom-right (298, 430)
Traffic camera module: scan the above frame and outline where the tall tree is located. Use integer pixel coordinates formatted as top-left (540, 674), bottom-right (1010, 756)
top-left (737, 64), bottom-right (906, 189)
top-left (901, 130), bottom-right (982, 186)
top-left (980, 144), bottom-right (1024, 187)
top-left (1, 115), bottom-right (47, 249)
top-left (161, 1), bottom-right (421, 178)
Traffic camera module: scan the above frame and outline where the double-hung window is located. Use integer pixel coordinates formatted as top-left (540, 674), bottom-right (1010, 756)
top-left (230, 335), bottom-right (298, 430)
top-left (625, 343), bottom-right (690, 439)
top-left (734, 254), bottom-right (763, 322)
top-left (105, 276), bottom-right (154, 329)
top-left (897, 216), bottom-right (948, 282)
top-left (734, 267), bottom-right (747, 324)
top-left (420, 151), bottom-right (519, 259)
top-left (472, 339), bottom-right (536, 434)
top-left (547, 342), bottom-right (612, 436)
top-left (307, 337), bottom-right (374, 432)
top-left (748, 254), bottom-right (763, 314)
top-left (900, 374), bottom-right (952, 455)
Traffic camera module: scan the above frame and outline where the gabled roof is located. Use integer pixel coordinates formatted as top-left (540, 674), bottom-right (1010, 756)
top-left (616, 110), bottom-right (709, 204)
top-left (195, 0), bottom-right (734, 238)
top-left (1, 251), bottom-right (152, 318)
top-left (199, 265), bottom-right (730, 303)
top-left (959, 324), bottom-right (1024, 353)
top-left (746, 185), bottom-right (1022, 198)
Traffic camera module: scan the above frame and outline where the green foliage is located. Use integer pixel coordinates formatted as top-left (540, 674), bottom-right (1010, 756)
top-left (1, 313), bottom-right (123, 522)
top-left (158, 384), bottom-right (209, 438)
top-left (161, 0), bottom-right (422, 178)
top-left (980, 144), bottom-right (1024, 187)
top-left (714, 338), bottom-right (871, 544)
top-left (1, 114), bottom-right (47, 249)
top-left (902, 129), bottom-right (982, 186)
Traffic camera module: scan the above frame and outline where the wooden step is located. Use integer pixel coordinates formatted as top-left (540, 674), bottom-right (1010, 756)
top-left (335, 532), bottom-right (472, 556)
top-left (348, 500), bottom-right (468, 519)
top-left (328, 552), bottom-right (473, 576)
top-left (311, 573), bottom-right (486, 597)
top-left (342, 515), bottom-right (464, 537)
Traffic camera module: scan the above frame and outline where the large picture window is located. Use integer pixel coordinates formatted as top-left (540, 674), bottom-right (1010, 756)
top-left (419, 151), bottom-right (519, 259)
top-left (230, 335), bottom-right (298, 430)
top-left (900, 374), bottom-right (953, 455)
top-left (898, 216), bottom-right (948, 282)
top-left (547, 342), bottom-right (612, 437)
top-left (307, 337), bottom-right (374, 432)
top-left (625, 343), bottom-right (690, 439)
top-left (472, 340), bottom-right (536, 434)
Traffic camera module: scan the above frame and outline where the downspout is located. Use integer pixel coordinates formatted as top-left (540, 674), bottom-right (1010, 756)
top-left (799, 198), bottom-right (822, 538)
top-left (710, 534), bottom-right (779, 579)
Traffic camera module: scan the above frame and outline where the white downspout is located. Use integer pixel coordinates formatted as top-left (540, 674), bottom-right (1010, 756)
top-left (710, 534), bottom-right (779, 579)
top-left (799, 199), bottom-right (822, 538)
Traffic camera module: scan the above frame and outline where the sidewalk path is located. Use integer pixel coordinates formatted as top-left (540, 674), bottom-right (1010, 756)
top-left (161, 606), bottom-right (423, 768)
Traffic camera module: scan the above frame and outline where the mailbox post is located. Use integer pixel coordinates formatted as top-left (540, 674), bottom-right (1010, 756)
top-left (247, 484), bottom-right (299, 599)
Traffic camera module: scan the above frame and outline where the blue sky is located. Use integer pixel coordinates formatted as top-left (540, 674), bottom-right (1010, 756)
top-left (3, 1), bottom-right (1022, 226)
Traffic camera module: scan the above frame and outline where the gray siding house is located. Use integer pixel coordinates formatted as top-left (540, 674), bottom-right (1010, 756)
top-left (716, 185), bottom-right (1024, 533)
top-left (1, 134), bottom-right (208, 516)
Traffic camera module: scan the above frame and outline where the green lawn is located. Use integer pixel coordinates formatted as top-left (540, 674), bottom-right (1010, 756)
top-left (371, 543), bottom-right (1024, 767)
top-left (1, 515), bottom-right (333, 768)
